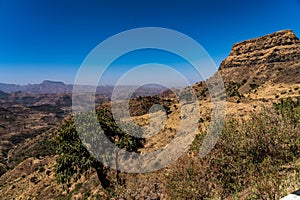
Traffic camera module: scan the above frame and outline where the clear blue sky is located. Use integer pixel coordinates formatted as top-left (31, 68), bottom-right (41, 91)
top-left (0, 0), bottom-right (299, 85)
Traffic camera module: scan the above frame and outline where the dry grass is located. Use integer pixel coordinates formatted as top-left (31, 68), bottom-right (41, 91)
top-left (166, 98), bottom-right (300, 199)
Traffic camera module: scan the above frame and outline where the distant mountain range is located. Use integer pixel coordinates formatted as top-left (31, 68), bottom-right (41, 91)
top-left (0, 80), bottom-right (167, 97)
top-left (0, 80), bottom-right (72, 94)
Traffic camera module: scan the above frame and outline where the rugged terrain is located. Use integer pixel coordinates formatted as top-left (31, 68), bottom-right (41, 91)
top-left (0, 83), bottom-right (166, 177)
top-left (0, 92), bottom-right (72, 176)
top-left (0, 30), bottom-right (299, 199)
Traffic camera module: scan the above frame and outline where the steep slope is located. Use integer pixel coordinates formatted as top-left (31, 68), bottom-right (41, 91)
top-left (219, 30), bottom-right (300, 93)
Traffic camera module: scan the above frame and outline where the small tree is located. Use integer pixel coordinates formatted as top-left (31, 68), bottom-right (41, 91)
top-left (55, 109), bottom-right (145, 188)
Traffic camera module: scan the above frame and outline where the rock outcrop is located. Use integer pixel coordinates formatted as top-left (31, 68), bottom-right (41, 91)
top-left (218, 30), bottom-right (300, 91)
top-left (220, 30), bottom-right (300, 69)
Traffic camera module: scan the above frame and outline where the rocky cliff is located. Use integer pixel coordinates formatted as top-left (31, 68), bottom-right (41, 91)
top-left (219, 30), bottom-right (300, 92)
top-left (220, 30), bottom-right (300, 69)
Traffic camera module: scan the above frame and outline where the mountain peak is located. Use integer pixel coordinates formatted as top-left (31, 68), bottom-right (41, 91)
top-left (219, 30), bottom-right (300, 69)
top-left (231, 30), bottom-right (299, 56)
top-left (41, 80), bottom-right (66, 85)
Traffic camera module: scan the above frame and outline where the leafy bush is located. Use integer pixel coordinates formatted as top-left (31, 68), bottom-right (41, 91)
top-left (55, 109), bottom-right (145, 187)
top-left (55, 117), bottom-right (98, 184)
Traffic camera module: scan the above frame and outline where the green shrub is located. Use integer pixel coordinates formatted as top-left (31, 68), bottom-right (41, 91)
top-left (55, 109), bottom-right (145, 187)
top-left (250, 83), bottom-right (258, 90)
top-left (54, 117), bottom-right (96, 184)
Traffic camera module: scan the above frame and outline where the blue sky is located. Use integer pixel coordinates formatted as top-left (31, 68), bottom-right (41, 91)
top-left (0, 0), bottom-right (299, 85)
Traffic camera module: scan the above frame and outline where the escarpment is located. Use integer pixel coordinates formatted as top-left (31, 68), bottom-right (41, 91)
top-left (220, 30), bottom-right (300, 69)
top-left (218, 30), bottom-right (300, 91)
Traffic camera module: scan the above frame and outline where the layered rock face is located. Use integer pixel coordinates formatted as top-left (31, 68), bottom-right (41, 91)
top-left (220, 30), bottom-right (300, 69)
top-left (218, 30), bottom-right (300, 90)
